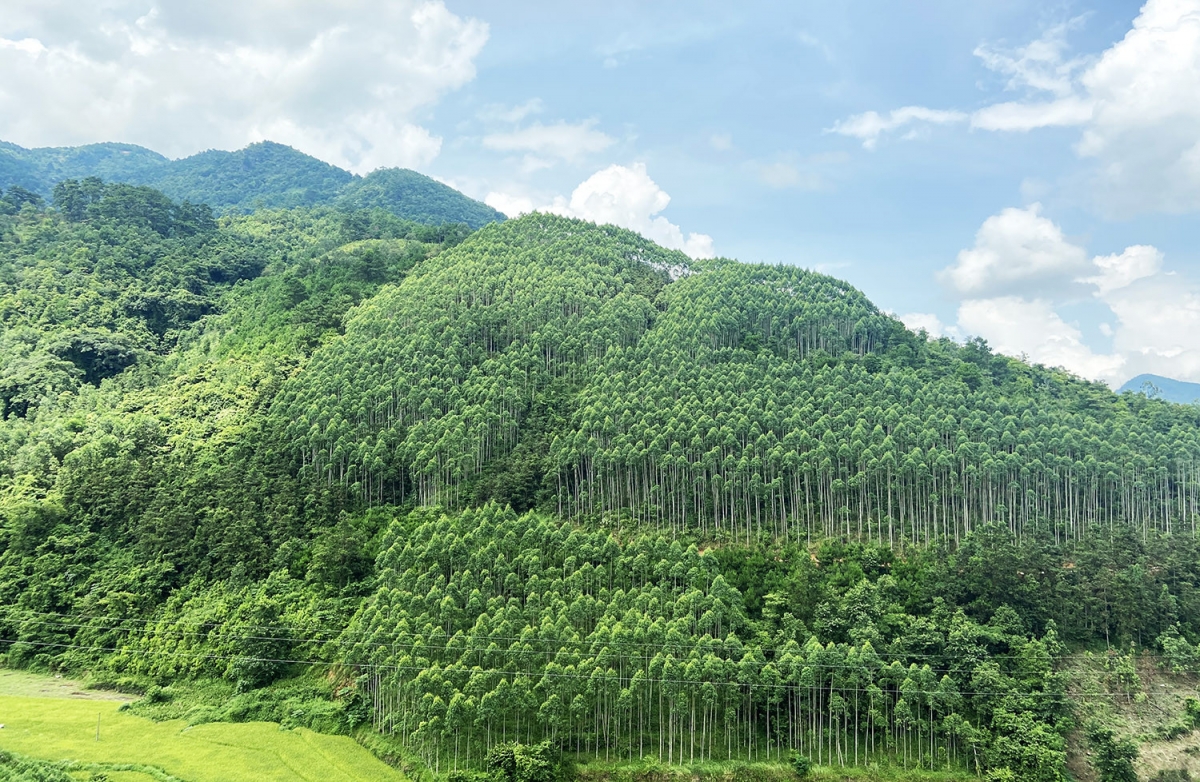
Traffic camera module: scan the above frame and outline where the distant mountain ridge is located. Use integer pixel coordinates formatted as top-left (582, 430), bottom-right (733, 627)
top-left (1119, 373), bottom-right (1200, 404)
top-left (0, 139), bottom-right (504, 228)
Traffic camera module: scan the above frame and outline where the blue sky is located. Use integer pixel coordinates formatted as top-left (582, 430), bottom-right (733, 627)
top-left (3, 1), bottom-right (1200, 385)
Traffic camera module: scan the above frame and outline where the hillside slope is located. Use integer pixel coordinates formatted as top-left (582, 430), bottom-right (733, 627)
top-left (335, 167), bottom-right (512, 228)
top-left (279, 213), bottom-right (1200, 545)
top-left (3, 187), bottom-right (1200, 781)
top-left (0, 140), bottom-right (504, 227)
top-left (0, 141), bottom-right (168, 194)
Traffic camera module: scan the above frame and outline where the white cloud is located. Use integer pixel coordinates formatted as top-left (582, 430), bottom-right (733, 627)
top-left (255, 115), bottom-right (443, 173)
top-left (936, 204), bottom-right (1200, 384)
top-left (828, 106), bottom-right (967, 149)
top-left (835, 21), bottom-right (1096, 143)
top-left (482, 120), bottom-right (615, 168)
top-left (478, 99), bottom-right (544, 125)
top-left (554, 164), bottom-right (715, 259)
top-left (957, 296), bottom-right (1126, 382)
top-left (964, 1), bottom-right (1200, 213)
top-left (0, 0), bottom-right (487, 173)
top-left (709, 133), bottom-right (733, 151)
top-left (1073, 0), bottom-right (1200, 213)
top-left (1102, 271), bottom-right (1200, 381)
top-left (972, 19), bottom-right (1090, 97)
top-left (484, 191), bottom-right (536, 218)
top-left (898, 312), bottom-right (950, 338)
top-left (1083, 244), bottom-right (1163, 296)
top-left (832, 2), bottom-right (1200, 213)
top-left (487, 163), bottom-right (715, 259)
top-left (938, 203), bottom-right (1089, 297)
top-left (970, 97), bottom-right (1094, 131)
top-left (831, 22), bottom-right (1096, 143)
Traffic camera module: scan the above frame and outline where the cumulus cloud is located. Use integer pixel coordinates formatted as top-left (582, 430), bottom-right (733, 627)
top-left (828, 106), bottom-right (967, 149)
top-left (957, 297), bottom-right (1126, 382)
top-left (1074, 0), bottom-right (1200, 213)
top-left (1102, 272), bottom-right (1200, 382)
top-left (898, 312), bottom-right (950, 338)
top-left (483, 191), bottom-right (536, 218)
top-left (485, 163), bottom-right (715, 259)
top-left (1083, 245), bottom-right (1164, 296)
top-left (968, 0), bottom-right (1200, 212)
top-left (482, 120), bottom-right (615, 169)
top-left (938, 203), bottom-right (1089, 298)
top-left (0, 0), bottom-right (488, 172)
top-left (933, 204), bottom-right (1200, 384)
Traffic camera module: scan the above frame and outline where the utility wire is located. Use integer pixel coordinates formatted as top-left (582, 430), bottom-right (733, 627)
top-left (0, 606), bottom-right (1156, 664)
top-left (0, 636), bottom-right (1178, 703)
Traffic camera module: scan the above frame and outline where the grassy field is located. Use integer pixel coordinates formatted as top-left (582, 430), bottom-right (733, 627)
top-left (0, 686), bottom-right (406, 782)
top-left (0, 670), bottom-right (980, 782)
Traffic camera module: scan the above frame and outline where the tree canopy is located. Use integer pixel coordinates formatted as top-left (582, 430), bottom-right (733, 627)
top-left (0, 187), bottom-right (1197, 780)
top-left (0, 140), bottom-right (504, 226)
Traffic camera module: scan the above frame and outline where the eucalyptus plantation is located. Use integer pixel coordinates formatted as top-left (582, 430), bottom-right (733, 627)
top-left (2, 184), bottom-right (1198, 782)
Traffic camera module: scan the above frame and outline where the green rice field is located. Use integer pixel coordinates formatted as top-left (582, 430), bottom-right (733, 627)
top-left (0, 673), bottom-right (405, 782)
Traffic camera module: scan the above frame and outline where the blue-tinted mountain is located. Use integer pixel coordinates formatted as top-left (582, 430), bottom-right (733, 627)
top-left (0, 139), bottom-right (503, 227)
top-left (0, 140), bottom-right (167, 193)
top-left (1118, 373), bottom-right (1200, 404)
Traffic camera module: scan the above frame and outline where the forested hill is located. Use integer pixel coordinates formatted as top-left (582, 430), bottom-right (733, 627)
top-left (0, 139), bottom-right (505, 227)
top-left (280, 213), bottom-right (1200, 545)
top-left (4, 185), bottom-right (1200, 781)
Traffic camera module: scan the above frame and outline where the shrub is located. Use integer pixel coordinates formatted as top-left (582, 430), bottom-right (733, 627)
top-left (787, 751), bottom-right (812, 779)
top-left (1185, 697), bottom-right (1200, 728)
top-left (486, 742), bottom-right (558, 782)
top-left (1088, 725), bottom-right (1139, 782)
top-left (1149, 771), bottom-right (1192, 782)
top-left (142, 685), bottom-right (171, 704)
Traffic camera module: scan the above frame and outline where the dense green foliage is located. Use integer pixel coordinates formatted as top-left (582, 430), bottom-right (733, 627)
top-left (282, 213), bottom-right (1200, 546)
top-left (1086, 725), bottom-right (1139, 782)
top-left (0, 751), bottom-right (74, 782)
top-left (141, 141), bottom-right (354, 212)
top-left (0, 141), bottom-right (168, 195)
top-left (342, 505), bottom-right (1072, 778)
top-left (336, 168), bottom-right (510, 229)
top-left (1, 178), bottom-right (233, 417)
top-left (2, 183), bottom-right (1200, 780)
top-left (0, 183), bottom-right (464, 586)
top-left (0, 140), bottom-right (504, 226)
